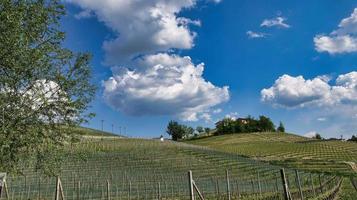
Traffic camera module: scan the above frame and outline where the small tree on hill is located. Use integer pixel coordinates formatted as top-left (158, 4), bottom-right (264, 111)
top-left (196, 126), bottom-right (204, 134)
top-left (204, 127), bottom-right (211, 135)
top-left (348, 135), bottom-right (357, 142)
top-left (277, 121), bottom-right (285, 133)
top-left (315, 133), bottom-right (323, 140)
top-left (166, 121), bottom-right (185, 141)
top-left (258, 115), bottom-right (275, 132)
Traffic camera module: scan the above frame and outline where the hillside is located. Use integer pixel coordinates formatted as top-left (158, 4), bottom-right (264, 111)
top-left (66, 126), bottom-right (122, 137)
top-left (6, 136), bottom-right (343, 200)
top-left (186, 132), bottom-right (357, 177)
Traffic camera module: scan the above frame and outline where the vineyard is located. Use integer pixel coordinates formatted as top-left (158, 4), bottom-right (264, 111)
top-left (187, 132), bottom-right (357, 177)
top-left (2, 136), bottom-right (352, 199)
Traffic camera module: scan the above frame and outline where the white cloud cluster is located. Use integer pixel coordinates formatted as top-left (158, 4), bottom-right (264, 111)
top-left (246, 31), bottom-right (266, 38)
top-left (261, 71), bottom-right (357, 108)
top-left (68, 0), bottom-right (229, 121)
top-left (68, 0), bottom-right (201, 65)
top-left (261, 17), bottom-right (290, 28)
top-left (103, 54), bottom-right (229, 121)
top-left (303, 131), bottom-right (318, 138)
top-left (314, 8), bottom-right (357, 54)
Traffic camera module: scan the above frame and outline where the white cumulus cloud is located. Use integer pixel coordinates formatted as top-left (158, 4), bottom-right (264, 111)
top-left (261, 71), bottom-right (357, 108)
top-left (103, 54), bottom-right (229, 121)
top-left (67, 0), bottom-right (228, 121)
top-left (67, 0), bottom-right (200, 65)
top-left (314, 8), bottom-right (357, 54)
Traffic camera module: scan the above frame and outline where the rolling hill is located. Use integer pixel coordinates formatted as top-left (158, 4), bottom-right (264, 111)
top-left (5, 135), bottom-right (345, 200)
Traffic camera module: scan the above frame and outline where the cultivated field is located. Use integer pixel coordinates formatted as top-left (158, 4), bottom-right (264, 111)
top-left (4, 136), bottom-right (344, 200)
top-left (187, 132), bottom-right (357, 177)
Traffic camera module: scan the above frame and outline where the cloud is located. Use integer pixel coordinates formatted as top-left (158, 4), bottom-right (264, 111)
top-left (304, 131), bottom-right (318, 138)
top-left (68, 0), bottom-right (202, 65)
top-left (261, 75), bottom-right (331, 107)
top-left (261, 71), bottom-right (357, 108)
top-left (317, 117), bottom-right (327, 122)
top-left (225, 112), bottom-right (239, 120)
top-left (103, 53), bottom-right (229, 121)
top-left (314, 8), bottom-right (357, 54)
top-left (246, 31), bottom-right (267, 38)
top-left (74, 9), bottom-right (94, 19)
top-left (261, 17), bottom-right (290, 28)
top-left (67, 0), bottom-right (228, 121)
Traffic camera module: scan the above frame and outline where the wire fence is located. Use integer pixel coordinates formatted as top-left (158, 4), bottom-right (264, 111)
top-left (2, 169), bottom-right (342, 200)
top-left (0, 138), bottom-right (347, 199)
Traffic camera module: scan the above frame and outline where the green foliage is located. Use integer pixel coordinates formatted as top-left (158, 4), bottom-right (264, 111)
top-left (0, 0), bottom-right (95, 174)
top-left (277, 121), bottom-right (285, 132)
top-left (196, 126), bottom-right (204, 133)
top-left (215, 115), bottom-right (277, 135)
top-left (166, 121), bottom-right (184, 141)
top-left (204, 127), bottom-right (211, 134)
top-left (315, 133), bottom-right (323, 140)
top-left (166, 121), bottom-right (196, 140)
top-left (348, 135), bottom-right (357, 142)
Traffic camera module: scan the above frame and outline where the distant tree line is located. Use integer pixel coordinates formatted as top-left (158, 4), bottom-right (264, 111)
top-left (348, 135), bottom-right (357, 142)
top-left (166, 115), bottom-right (285, 141)
top-left (215, 115), bottom-right (285, 135)
top-left (166, 121), bottom-right (210, 141)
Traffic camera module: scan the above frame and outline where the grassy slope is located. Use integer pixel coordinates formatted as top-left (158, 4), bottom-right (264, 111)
top-left (187, 133), bottom-right (357, 199)
top-left (68, 126), bottom-right (121, 137)
top-left (186, 132), bottom-right (357, 176)
top-left (7, 137), bottom-right (336, 200)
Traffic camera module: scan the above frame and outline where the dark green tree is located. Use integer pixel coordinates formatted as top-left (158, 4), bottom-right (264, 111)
top-left (258, 116), bottom-right (275, 132)
top-left (348, 135), bottom-right (357, 142)
top-left (204, 127), bottom-right (211, 135)
top-left (196, 126), bottom-right (204, 134)
top-left (0, 0), bottom-right (96, 174)
top-left (315, 133), bottom-right (323, 140)
top-left (277, 121), bottom-right (285, 133)
top-left (183, 126), bottom-right (195, 137)
top-left (166, 121), bottom-right (185, 141)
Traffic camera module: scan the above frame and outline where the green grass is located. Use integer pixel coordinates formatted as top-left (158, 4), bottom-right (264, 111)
top-left (65, 126), bottom-right (122, 137)
top-left (186, 132), bottom-right (357, 177)
top-left (5, 136), bottom-right (340, 200)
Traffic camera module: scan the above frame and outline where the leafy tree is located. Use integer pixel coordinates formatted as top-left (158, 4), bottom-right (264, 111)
top-left (348, 135), bottom-right (357, 142)
top-left (0, 0), bottom-right (96, 174)
top-left (184, 126), bottom-right (195, 137)
top-left (196, 126), bottom-right (204, 134)
top-left (277, 121), bottom-right (285, 133)
top-left (166, 121), bottom-right (185, 141)
top-left (215, 118), bottom-right (235, 135)
top-left (315, 133), bottom-right (323, 140)
top-left (258, 115), bottom-right (275, 132)
top-left (204, 127), bottom-right (211, 135)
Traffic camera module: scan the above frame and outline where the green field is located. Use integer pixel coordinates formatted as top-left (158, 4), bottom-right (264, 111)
top-left (187, 132), bottom-right (357, 177)
top-left (4, 136), bottom-right (344, 200)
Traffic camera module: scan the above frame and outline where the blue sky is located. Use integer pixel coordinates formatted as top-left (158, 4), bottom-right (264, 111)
top-left (62, 0), bottom-right (357, 139)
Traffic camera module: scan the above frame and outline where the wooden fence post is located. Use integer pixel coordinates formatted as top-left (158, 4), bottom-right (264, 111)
top-left (77, 181), bottom-right (80, 200)
top-left (107, 180), bottom-right (111, 200)
top-left (188, 171), bottom-right (194, 200)
top-left (295, 170), bottom-right (304, 200)
top-left (157, 182), bottom-right (161, 200)
top-left (280, 169), bottom-right (290, 200)
top-left (226, 170), bottom-right (231, 200)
